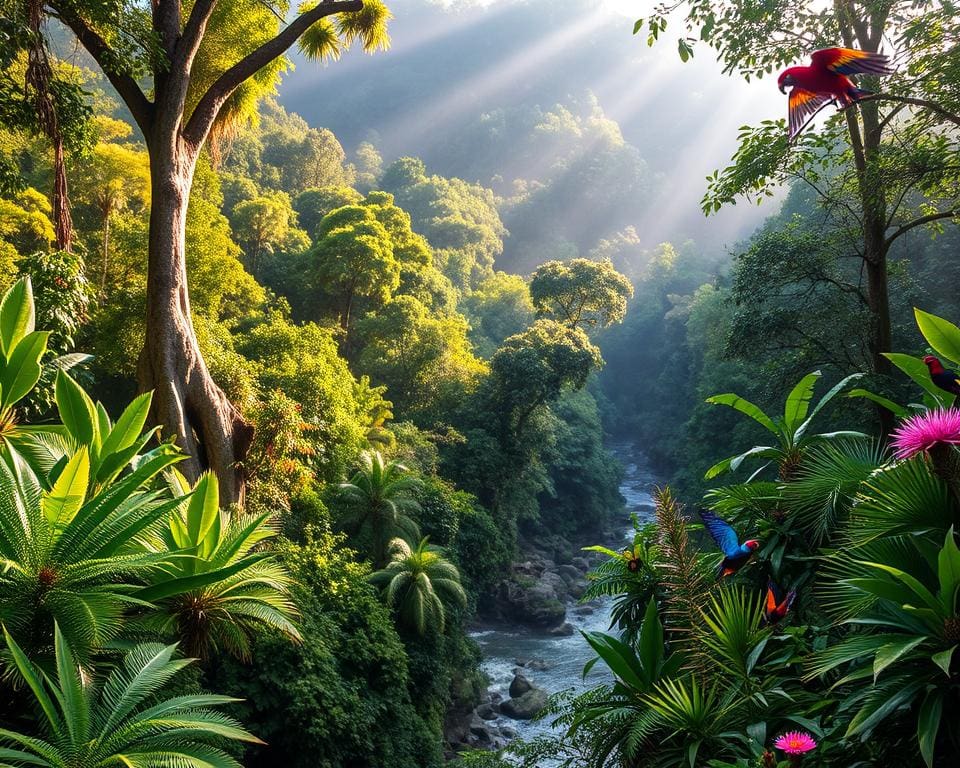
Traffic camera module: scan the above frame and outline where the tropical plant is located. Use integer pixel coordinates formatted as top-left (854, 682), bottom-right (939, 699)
top-left (582, 517), bottom-right (662, 641)
top-left (808, 529), bottom-right (960, 767)
top-left (138, 471), bottom-right (300, 660)
top-left (705, 371), bottom-right (865, 480)
top-left (336, 450), bottom-right (422, 567)
top-left (0, 623), bottom-right (261, 767)
top-left (0, 437), bottom-right (183, 660)
top-left (571, 598), bottom-right (683, 765)
top-left (368, 537), bottom-right (466, 635)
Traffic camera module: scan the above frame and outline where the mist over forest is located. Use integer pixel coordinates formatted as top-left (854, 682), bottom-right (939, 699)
top-left (279, 0), bottom-right (783, 266)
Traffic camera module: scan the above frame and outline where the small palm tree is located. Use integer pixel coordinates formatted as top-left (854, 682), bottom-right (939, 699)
top-left (337, 450), bottom-right (422, 567)
top-left (0, 623), bottom-right (262, 767)
top-left (369, 537), bottom-right (467, 635)
top-left (705, 370), bottom-right (865, 480)
top-left (138, 472), bottom-right (300, 660)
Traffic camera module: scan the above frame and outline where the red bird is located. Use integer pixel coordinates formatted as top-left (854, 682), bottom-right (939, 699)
top-left (923, 355), bottom-right (960, 397)
top-left (777, 48), bottom-right (894, 140)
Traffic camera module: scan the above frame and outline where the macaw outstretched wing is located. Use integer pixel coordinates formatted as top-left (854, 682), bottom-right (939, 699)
top-left (788, 87), bottom-right (832, 140)
top-left (811, 47), bottom-right (894, 77)
top-left (699, 510), bottom-right (741, 558)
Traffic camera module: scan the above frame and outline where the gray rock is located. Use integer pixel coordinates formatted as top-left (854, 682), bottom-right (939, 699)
top-left (527, 658), bottom-right (551, 671)
top-left (469, 714), bottom-right (494, 742)
top-left (571, 556), bottom-right (591, 572)
top-left (567, 579), bottom-right (587, 599)
top-left (476, 703), bottom-right (497, 720)
top-left (509, 672), bottom-right (532, 698)
top-left (500, 725), bottom-right (518, 739)
top-left (573, 605), bottom-right (595, 616)
top-left (557, 564), bottom-right (583, 583)
top-left (501, 688), bottom-right (549, 720)
top-left (549, 621), bottom-right (575, 637)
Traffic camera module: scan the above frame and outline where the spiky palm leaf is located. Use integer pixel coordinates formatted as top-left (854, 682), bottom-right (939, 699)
top-left (337, 450), bottom-right (422, 567)
top-left (847, 456), bottom-right (958, 546)
top-left (0, 443), bottom-right (183, 661)
top-left (0, 623), bottom-right (261, 767)
top-left (137, 472), bottom-right (299, 660)
top-left (700, 586), bottom-right (770, 682)
top-left (783, 440), bottom-right (886, 544)
top-left (369, 537), bottom-right (466, 635)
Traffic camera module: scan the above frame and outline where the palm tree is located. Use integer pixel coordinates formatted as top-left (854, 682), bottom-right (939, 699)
top-left (705, 370), bottom-right (865, 481)
top-left (0, 623), bottom-right (262, 767)
top-left (336, 450), bottom-right (422, 567)
top-left (138, 472), bottom-right (300, 660)
top-left (0, 439), bottom-right (183, 661)
top-left (369, 537), bottom-right (467, 635)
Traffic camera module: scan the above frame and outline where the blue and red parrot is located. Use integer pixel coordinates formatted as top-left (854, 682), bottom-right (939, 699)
top-left (923, 355), bottom-right (960, 397)
top-left (699, 510), bottom-right (759, 578)
top-left (763, 580), bottom-right (797, 624)
top-left (777, 47), bottom-right (894, 139)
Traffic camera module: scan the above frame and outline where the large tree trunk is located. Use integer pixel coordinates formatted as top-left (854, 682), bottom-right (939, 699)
top-left (137, 141), bottom-right (254, 504)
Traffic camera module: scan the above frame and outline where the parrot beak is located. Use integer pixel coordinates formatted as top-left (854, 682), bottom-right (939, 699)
top-left (779, 83), bottom-right (786, 94)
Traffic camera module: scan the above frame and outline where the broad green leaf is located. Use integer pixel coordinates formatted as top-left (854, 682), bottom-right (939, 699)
top-left (917, 688), bottom-right (943, 768)
top-left (100, 392), bottom-right (153, 461)
top-left (847, 389), bottom-right (909, 418)
top-left (915, 308), bottom-right (960, 366)
top-left (0, 331), bottom-right (49, 411)
top-left (55, 371), bottom-right (97, 446)
top-left (706, 393), bottom-right (777, 434)
top-left (932, 645), bottom-right (956, 677)
top-left (784, 371), bottom-right (821, 433)
top-left (42, 447), bottom-right (89, 525)
top-left (937, 527), bottom-right (960, 615)
top-left (186, 473), bottom-right (221, 559)
top-left (795, 373), bottom-right (864, 440)
top-left (872, 636), bottom-right (926, 681)
top-left (860, 561), bottom-right (944, 616)
top-left (638, 597), bottom-right (663, 674)
top-left (884, 353), bottom-right (951, 405)
top-left (135, 553), bottom-right (270, 602)
top-left (0, 278), bottom-right (35, 358)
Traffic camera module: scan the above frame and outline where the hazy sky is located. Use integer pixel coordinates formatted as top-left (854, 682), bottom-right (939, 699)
top-left (278, 0), bottom-right (789, 251)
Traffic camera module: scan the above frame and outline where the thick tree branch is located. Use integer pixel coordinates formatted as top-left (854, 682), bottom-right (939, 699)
top-left (50, 5), bottom-right (153, 132)
top-left (885, 209), bottom-right (959, 249)
top-left (183, 0), bottom-right (362, 146)
top-left (177, 0), bottom-right (220, 72)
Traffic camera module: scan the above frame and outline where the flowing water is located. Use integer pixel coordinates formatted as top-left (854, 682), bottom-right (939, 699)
top-left (469, 442), bottom-right (658, 745)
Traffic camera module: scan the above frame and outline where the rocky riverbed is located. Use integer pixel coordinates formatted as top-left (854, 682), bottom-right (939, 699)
top-left (446, 443), bottom-right (658, 755)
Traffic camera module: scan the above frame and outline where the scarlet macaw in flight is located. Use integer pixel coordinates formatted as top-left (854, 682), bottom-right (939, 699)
top-left (777, 47), bottom-right (894, 140)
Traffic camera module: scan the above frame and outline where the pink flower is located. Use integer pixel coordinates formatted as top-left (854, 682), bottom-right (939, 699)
top-left (891, 408), bottom-right (960, 460)
top-left (774, 730), bottom-right (817, 755)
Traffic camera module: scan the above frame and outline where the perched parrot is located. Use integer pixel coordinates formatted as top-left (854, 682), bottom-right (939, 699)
top-left (763, 580), bottom-right (797, 625)
top-left (777, 47), bottom-right (894, 140)
top-left (923, 355), bottom-right (960, 397)
top-left (698, 510), bottom-right (759, 579)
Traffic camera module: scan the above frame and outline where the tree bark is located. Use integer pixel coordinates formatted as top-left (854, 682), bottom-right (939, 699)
top-left (136, 140), bottom-right (254, 504)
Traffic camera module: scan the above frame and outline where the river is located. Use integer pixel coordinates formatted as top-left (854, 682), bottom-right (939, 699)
top-left (469, 443), bottom-right (659, 744)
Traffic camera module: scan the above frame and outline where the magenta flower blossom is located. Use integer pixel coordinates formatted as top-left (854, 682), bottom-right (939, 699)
top-left (774, 731), bottom-right (817, 755)
top-left (773, 731), bottom-right (817, 755)
top-left (891, 408), bottom-right (960, 460)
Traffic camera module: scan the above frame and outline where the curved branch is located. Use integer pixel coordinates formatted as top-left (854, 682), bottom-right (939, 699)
top-left (49, 5), bottom-right (153, 132)
top-left (885, 209), bottom-right (959, 250)
top-left (183, 0), bottom-right (363, 147)
top-left (859, 93), bottom-right (960, 130)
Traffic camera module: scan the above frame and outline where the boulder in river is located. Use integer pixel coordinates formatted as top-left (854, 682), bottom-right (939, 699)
top-left (501, 687), bottom-right (549, 720)
top-left (549, 621), bottom-right (575, 637)
top-left (476, 702), bottom-right (497, 720)
top-left (509, 672), bottom-right (532, 698)
top-left (571, 556), bottom-right (591, 572)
